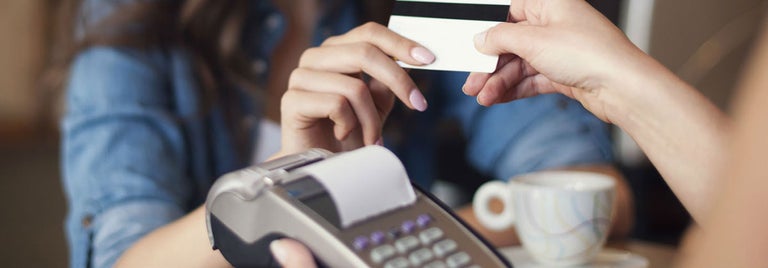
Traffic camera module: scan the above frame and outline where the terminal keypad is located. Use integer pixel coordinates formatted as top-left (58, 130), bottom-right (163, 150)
top-left (354, 214), bottom-right (474, 267)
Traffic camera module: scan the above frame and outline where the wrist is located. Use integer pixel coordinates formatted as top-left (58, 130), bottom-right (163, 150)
top-left (599, 50), bottom-right (684, 130)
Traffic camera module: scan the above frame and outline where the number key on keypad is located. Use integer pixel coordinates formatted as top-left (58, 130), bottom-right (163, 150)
top-left (446, 252), bottom-right (471, 268)
top-left (423, 260), bottom-right (448, 268)
top-left (384, 257), bottom-right (410, 268)
top-left (419, 227), bottom-right (444, 244)
top-left (408, 248), bottom-right (434, 266)
top-left (395, 236), bottom-right (420, 253)
top-left (432, 239), bottom-right (458, 257)
top-left (370, 244), bottom-right (397, 263)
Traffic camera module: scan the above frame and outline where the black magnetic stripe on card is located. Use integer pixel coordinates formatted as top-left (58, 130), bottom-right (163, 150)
top-left (392, 1), bottom-right (508, 21)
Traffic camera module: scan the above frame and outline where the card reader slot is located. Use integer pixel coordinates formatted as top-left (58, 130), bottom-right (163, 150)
top-left (283, 176), bottom-right (342, 228)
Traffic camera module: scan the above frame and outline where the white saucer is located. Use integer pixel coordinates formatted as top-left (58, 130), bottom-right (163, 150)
top-left (498, 247), bottom-right (649, 268)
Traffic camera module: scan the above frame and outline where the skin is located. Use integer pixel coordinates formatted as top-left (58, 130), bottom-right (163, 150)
top-left (463, 0), bottom-right (728, 224)
top-left (676, 23), bottom-right (768, 268)
top-left (276, 21), bottom-right (433, 154)
top-left (116, 0), bottom-right (636, 266)
top-left (459, 0), bottom-right (768, 267)
top-left (116, 2), bottom-right (434, 267)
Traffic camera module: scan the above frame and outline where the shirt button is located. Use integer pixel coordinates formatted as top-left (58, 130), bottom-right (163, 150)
top-left (81, 214), bottom-right (93, 228)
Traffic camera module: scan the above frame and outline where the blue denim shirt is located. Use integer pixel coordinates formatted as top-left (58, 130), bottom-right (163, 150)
top-left (62, 1), bottom-right (612, 267)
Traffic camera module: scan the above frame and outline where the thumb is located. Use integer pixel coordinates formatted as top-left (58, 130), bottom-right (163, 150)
top-left (474, 23), bottom-right (545, 58)
top-left (270, 239), bottom-right (317, 268)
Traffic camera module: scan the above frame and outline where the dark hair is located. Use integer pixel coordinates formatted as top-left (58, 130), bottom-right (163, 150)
top-left (44, 0), bottom-right (393, 102)
top-left (43, 0), bottom-right (393, 158)
top-left (45, 0), bottom-right (259, 107)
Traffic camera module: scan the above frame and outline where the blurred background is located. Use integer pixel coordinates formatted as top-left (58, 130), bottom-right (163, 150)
top-left (0, 0), bottom-right (765, 266)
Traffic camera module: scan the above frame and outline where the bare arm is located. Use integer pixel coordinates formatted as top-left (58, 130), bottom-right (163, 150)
top-left (464, 0), bottom-right (728, 223)
top-left (678, 22), bottom-right (768, 268)
top-left (114, 206), bottom-right (230, 268)
top-left (608, 56), bottom-right (729, 223)
top-left (455, 164), bottom-right (634, 246)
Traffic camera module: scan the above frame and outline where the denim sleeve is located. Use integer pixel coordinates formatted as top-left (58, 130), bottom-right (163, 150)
top-left (62, 47), bottom-right (191, 268)
top-left (439, 72), bottom-right (613, 181)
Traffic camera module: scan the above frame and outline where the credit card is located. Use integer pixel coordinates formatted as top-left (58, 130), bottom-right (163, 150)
top-left (388, 0), bottom-right (510, 73)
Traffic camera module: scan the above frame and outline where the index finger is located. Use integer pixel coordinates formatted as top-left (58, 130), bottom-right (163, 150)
top-left (322, 22), bottom-right (436, 66)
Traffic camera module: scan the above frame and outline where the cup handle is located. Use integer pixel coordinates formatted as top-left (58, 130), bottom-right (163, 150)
top-left (473, 181), bottom-right (515, 231)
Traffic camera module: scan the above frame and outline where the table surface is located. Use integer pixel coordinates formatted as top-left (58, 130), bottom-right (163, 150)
top-left (499, 240), bottom-right (678, 268)
top-left (618, 240), bottom-right (677, 268)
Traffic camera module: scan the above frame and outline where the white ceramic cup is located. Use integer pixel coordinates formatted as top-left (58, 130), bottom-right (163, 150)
top-left (473, 171), bottom-right (616, 266)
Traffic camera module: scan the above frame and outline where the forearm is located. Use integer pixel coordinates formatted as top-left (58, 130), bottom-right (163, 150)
top-left (607, 56), bottom-right (729, 223)
top-left (678, 24), bottom-right (768, 268)
top-left (114, 206), bottom-right (230, 268)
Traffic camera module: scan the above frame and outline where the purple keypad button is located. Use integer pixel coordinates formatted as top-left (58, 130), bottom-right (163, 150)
top-left (370, 231), bottom-right (386, 245)
top-left (401, 220), bottom-right (416, 234)
top-left (416, 214), bottom-right (432, 227)
top-left (353, 236), bottom-right (369, 251)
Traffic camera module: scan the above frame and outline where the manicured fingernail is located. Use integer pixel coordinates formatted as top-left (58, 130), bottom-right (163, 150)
top-left (270, 240), bottom-right (288, 265)
top-left (409, 89), bottom-right (428, 112)
top-left (376, 138), bottom-right (384, 146)
top-left (474, 30), bottom-right (488, 47)
top-left (477, 92), bottom-right (488, 106)
top-left (411, 46), bottom-right (436, 65)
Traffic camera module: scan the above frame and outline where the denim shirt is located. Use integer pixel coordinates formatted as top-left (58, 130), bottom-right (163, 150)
top-left (62, 1), bottom-right (612, 267)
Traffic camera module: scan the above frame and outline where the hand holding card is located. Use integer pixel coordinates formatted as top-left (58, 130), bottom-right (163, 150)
top-left (388, 0), bottom-right (510, 73)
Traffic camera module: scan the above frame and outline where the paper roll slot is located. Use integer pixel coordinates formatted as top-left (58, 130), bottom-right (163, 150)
top-left (296, 146), bottom-right (417, 228)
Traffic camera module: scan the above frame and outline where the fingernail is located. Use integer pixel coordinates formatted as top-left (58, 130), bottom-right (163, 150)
top-left (461, 84), bottom-right (468, 94)
top-left (474, 30), bottom-right (488, 47)
top-left (476, 92), bottom-right (487, 106)
top-left (411, 46), bottom-right (435, 65)
top-left (409, 89), bottom-right (428, 112)
top-left (270, 240), bottom-right (288, 265)
top-left (376, 138), bottom-right (384, 146)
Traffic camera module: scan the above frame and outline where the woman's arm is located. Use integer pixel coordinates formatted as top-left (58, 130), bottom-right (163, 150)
top-left (604, 57), bottom-right (728, 223)
top-left (437, 69), bottom-right (634, 243)
top-left (63, 47), bottom-right (228, 268)
top-left (463, 0), bottom-right (728, 222)
top-left (115, 206), bottom-right (229, 267)
top-left (677, 22), bottom-right (768, 268)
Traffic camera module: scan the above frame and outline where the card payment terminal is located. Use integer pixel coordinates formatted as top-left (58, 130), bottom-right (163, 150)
top-left (205, 146), bottom-right (511, 267)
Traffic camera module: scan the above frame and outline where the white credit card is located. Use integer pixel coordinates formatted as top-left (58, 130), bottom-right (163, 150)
top-left (388, 0), bottom-right (510, 73)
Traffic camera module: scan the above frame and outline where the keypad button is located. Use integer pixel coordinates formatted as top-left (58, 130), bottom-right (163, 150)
top-left (416, 214), bottom-right (432, 227)
top-left (394, 236), bottom-right (420, 253)
top-left (384, 257), bottom-right (410, 268)
top-left (419, 227), bottom-right (444, 245)
top-left (408, 248), bottom-right (434, 266)
top-left (370, 231), bottom-right (386, 245)
top-left (370, 245), bottom-right (397, 263)
top-left (353, 236), bottom-right (369, 251)
top-left (432, 239), bottom-right (458, 257)
top-left (423, 260), bottom-right (448, 268)
top-left (401, 220), bottom-right (416, 234)
top-left (446, 252), bottom-right (471, 268)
